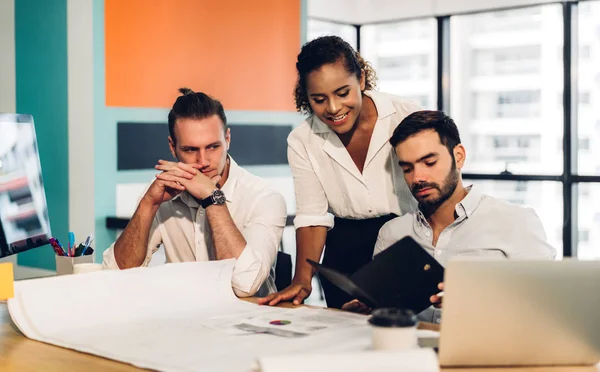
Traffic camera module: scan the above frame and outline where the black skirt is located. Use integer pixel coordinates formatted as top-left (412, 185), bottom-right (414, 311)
top-left (319, 214), bottom-right (397, 309)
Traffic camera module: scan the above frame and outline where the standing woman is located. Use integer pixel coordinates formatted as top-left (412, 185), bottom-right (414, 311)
top-left (259, 36), bottom-right (419, 309)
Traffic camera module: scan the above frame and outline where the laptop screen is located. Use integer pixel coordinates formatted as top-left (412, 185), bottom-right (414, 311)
top-left (0, 113), bottom-right (52, 258)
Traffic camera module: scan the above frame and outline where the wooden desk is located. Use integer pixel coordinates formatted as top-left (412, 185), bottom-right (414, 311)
top-left (1, 302), bottom-right (597, 372)
top-left (1, 302), bottom-right (136, 371)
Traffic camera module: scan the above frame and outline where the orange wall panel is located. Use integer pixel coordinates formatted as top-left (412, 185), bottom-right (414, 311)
top-left (105, 0), bottom-right (300, 111)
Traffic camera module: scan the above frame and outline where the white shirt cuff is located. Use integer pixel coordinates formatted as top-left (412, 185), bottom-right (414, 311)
top-left (293, 213), bottom-right (335, 230)
top-left (231, 244), bottom-right (272, 297)
top-left (102, 243), bottom-right (121, 270)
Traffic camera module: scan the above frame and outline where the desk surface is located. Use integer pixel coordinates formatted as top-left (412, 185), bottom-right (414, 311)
top-left (1, 301), bottom-right (597, 372)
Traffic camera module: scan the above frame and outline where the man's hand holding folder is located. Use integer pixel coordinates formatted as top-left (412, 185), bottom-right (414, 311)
top-left (342, 281), bottom-right (445, 314)
top-left (308, 236), bottom-right (445, 314)
top-left (341, 299), bottom-right (372, 314)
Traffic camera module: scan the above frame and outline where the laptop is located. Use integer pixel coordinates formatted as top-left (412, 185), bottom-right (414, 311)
top-left (307, 236), bottom-right (445, 313)
top-left (439, 259), bottom-right (600, 367)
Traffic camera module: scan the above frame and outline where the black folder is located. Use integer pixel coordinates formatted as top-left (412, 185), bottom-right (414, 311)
top-left (307, 236), bottom-right (445, 313)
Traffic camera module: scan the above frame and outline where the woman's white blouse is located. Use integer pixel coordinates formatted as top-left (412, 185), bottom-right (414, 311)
top-left (288, 90), bottom-right (420, 229)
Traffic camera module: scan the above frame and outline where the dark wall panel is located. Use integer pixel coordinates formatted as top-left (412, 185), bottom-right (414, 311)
top-left (117, 122), bottom-right (173, 170)
top-left (117, 122), bottom-right (291, 170)
top-left (228, 125), bottom-right (291, 166)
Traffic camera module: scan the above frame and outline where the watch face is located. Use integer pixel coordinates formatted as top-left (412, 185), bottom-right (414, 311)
top-left (213, 189), bottom-right (226, 204)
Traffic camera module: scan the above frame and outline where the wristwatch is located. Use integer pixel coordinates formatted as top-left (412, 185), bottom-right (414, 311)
top-left (201, 189), bottom-right (226, 208)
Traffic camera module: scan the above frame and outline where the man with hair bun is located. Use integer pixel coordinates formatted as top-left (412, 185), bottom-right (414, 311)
top-left (103, 88), bottom-right (287, 298)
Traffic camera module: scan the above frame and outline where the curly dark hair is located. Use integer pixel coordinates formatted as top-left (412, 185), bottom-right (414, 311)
top-left (294, 36), bottom-right (377, 115)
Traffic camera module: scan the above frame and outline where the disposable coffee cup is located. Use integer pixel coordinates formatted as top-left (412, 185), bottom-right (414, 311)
top-left (368, 308), bottom-right (418, 350)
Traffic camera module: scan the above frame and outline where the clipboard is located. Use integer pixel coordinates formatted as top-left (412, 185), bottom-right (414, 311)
top-left (308, 236), bottom-right (444, 313)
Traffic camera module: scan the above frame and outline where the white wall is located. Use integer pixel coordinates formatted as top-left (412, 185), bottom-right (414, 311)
top-left (0, 0), bottom-right (16, 267)
top-left (308, 0), bottom-right (575, 24)
top-left (0, 0), bottom-right (16, 114)
top-left (67, 0), bottom-right (95, 242)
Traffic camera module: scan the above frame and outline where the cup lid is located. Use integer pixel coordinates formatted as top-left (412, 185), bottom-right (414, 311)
top-left (368, 308), bottom-right (417, 327)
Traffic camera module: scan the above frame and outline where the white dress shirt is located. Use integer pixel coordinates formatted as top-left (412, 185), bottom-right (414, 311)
top-left (374, 186), bottom-right (556, 261)
top-left (374, 185), bottom-right (556, 323)
top-left (288, 90), bottom-right (420, 229)
top-left (103, 157), bottom-right (287, 297)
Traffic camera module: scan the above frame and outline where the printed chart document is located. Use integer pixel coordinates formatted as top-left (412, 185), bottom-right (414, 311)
top-left (8, 260), bottom-right (389, 372)
top-left (201, 306), bottom-right (368, 337)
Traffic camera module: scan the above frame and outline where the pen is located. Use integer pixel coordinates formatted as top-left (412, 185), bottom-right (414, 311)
top-left (50, 244), bottom-right (62, 256)
top-left (81, 234), bottom-right (94, 256)
top-left (68, 232), bottom-right (75, 257)
top-left (55, 238), bottom-right (68, 256)
top-left (49, 238), bottom-right (65, 256)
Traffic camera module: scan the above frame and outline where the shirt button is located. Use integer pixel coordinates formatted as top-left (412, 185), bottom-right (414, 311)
top-left (435, 250), bottom-right (442, 256)
top-left (435, 318), bottom-right (441, 324)
top-left (425, 231), bottom-right (431, 237)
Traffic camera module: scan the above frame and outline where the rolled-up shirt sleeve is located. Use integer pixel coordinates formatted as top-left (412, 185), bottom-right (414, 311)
top-left (287, 134), bottom-right (334, 230)
top-left (231, 190), bottom-right (287, 297)
top-left (102, 205), bottom-right (163, 269)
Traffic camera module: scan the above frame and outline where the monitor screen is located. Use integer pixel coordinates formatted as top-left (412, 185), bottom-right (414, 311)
top-left (0, 113), bottom-right (52, 258)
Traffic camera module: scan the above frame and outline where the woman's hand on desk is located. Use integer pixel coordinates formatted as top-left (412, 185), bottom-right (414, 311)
top-left (341, 299), bottom-right (372, 314)
top-left (257, 281), bottom-right (312, 306)
top-left (430, 282), bottom-right (444, 309)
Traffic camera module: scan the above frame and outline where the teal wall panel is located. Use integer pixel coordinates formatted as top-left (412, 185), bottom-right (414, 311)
top-left (15, 0), bottom-right (68, 269)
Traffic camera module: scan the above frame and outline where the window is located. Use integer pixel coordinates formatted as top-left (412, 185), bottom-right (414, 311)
top-left (580, 45), bottom-right (591, 59)
top-left (307, 19), bottom-right (357, 49)
top-left (579, 183), bottom-right (590, 197)
top-left (471, 7), bottom-right (542, 33)
top-left (515, 181), bottom-right (527, 192)
top-left (450, 5), bottom-right (563, 175)
top-left (361, 19), bottom-right (437, 109)
top-left (485, 135), bottom-right (540, 165)
top-left (470, 91), bottom-right (542, 119)
top-left (473, 46), bottom-right (541, 76)
top-left (497, 91), bottom-right (541, 118)
top-left (577, 184), bottom-right (600, 259)
top-left (579, 230), bottom-right (590, 243)
top-left (320, 1), bottom-right (600, 259)
top-left (378, 55), bottom-right (429, 80)
top-left (577, 1), bottom-right (600, 175)
top-left (375, 20), bottom-right (434, 42)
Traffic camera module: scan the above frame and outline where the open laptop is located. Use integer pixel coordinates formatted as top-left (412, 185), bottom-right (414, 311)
top-left (439, 259), bottom-right (600, 367)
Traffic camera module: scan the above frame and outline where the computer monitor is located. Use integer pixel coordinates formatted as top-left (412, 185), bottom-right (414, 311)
top-left (0, 113), bottom-right (51, 258)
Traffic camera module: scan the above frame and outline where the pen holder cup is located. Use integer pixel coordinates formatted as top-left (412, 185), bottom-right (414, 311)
top-left (56, 255), bottom-right (94, 275)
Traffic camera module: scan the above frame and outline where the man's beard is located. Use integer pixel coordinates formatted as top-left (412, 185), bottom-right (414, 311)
top-left (411, 162), bottom-right (460, 217)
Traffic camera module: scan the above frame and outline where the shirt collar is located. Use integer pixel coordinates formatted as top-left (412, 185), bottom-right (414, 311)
top-left (310, 90), bottom-right (396, 134)
top-left (455, 185), bottom-right (482, 218)
top-left (220, 156), bottom-right (238, 203)
top-left (174, 155), bottom-right (239, 208)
